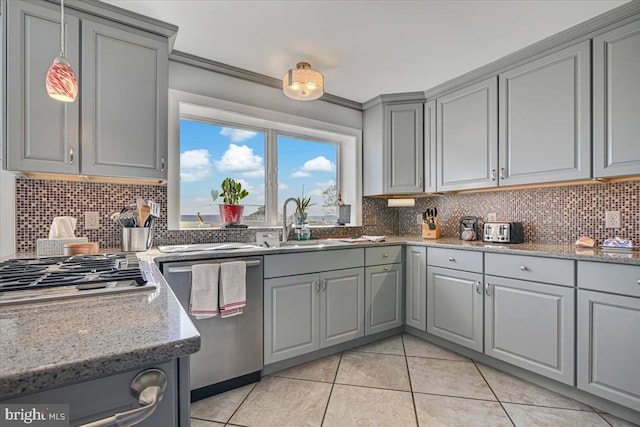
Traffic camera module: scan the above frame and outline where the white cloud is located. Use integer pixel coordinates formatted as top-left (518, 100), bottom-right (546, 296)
top-left (290, 170), bottom-right (311, 178)
top-left (308, 179), bottom-right (336, 196)
top-left (290, 156), bottom-right (336, 178)
top-left (220, 127), bottom-right (258, 142)
top-left (214, 144), bottom-right (264, 173)
top-left (242, 168), bottom-right (265, 178)
top-left (278, 182), bottom-right (289, 190)
top-left (180, 149), bottom-right (212, 182)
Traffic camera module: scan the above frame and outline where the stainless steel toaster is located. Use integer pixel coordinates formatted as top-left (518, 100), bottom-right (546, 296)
top-left (483, 221), bottom-right (524, 243)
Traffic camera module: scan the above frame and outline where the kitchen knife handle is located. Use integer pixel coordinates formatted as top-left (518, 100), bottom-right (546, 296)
top-left (490, 169), bottom-right (496, 181)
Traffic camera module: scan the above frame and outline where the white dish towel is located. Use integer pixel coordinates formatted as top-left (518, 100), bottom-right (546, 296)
top-left (189, 263), bottom-right (219, 319)
top-left (219, 261), bottom-right (246, 318)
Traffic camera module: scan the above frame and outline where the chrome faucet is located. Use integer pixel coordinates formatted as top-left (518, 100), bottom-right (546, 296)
top-left (282, 197), bottom-right (301, 243)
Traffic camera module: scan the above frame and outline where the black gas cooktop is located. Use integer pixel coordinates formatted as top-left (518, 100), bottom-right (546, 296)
top-left (0, 253), bottom-right (153, 305)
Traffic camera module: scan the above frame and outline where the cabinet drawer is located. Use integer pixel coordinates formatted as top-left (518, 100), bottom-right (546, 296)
top-left (264, 248), bottom-right (364, 278)
top-left (578, 261), bottom-right (640, 297)
top-left (485, 253), bottom-right (574, 286)
top-left (365, 245), bottom-right (403, 266)
top-left (427, 247), bottom-right (483, 273)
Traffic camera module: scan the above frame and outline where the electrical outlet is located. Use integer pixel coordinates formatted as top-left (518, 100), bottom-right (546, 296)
top-left (85, 212), bottom-right (100, 230)
top-left (487, 212), bottom-right (497, 221)
top-left (605, 211), bottom-right (621, 228)
top-left (416, 213), bottom-right (423, 225)
top-left (364, 214), bottom-right (376, 226)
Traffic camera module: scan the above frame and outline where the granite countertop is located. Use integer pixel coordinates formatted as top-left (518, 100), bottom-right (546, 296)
top-left (0, 259), bottom-right (201, 400)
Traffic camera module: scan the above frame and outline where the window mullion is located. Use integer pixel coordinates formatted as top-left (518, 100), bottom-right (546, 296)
top-left (265, 129), bottom-right (279, 226)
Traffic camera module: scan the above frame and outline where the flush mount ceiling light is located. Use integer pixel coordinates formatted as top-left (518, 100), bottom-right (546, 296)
top-left (45, 0), bottom-right (78, 102)
top-left (283, 62), bottom-right (324, 101)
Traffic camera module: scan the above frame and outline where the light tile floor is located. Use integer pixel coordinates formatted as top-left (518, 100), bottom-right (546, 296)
top-left (190, 333), bottom-right (638, 427)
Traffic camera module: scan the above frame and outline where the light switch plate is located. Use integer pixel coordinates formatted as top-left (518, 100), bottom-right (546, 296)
top-left (84, 212), bottom-right (100, 230)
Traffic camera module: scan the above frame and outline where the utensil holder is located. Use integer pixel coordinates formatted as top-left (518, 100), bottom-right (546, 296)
top-left (122, 227), bottom-right (153, 252)
top-left (422, 218), bottom-right (441, 239)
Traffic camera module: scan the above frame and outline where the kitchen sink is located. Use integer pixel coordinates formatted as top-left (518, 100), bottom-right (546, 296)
top-left (279, 239), bottom-right (353, 249)
top-left (158, 243), bottom-right (265, 253)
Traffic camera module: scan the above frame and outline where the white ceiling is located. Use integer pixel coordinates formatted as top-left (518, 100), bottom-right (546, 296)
top-left (104, 0), bottom-right (628, 103)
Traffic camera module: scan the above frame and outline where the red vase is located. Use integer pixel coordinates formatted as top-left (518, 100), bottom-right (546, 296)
top-left (219, 204), bottom-right (244, 225)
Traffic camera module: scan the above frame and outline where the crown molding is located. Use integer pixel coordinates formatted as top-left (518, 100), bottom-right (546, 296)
top-left (362, 92), bottom-right (427, 110)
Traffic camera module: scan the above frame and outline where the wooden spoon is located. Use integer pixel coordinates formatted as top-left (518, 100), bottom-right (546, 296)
top-left (139, 205), bottom-right (151, 228)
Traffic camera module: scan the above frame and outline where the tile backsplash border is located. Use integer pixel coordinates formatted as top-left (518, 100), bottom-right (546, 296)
top-left (13, 178), bottom-right (640, 253)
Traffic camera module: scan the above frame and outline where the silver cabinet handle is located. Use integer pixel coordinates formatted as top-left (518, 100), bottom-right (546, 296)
top-left (485, 283), bottom-right (491, 296)
top-left (321, 279), bottom-right (327, 292)
top-left (476, 281), bottom-right (481, 294)
top-left (383, 266), bottom-right (391, 271)
top-left (520, 265), bottom-right (527, 271)
top-left (637, 280), bottom-right (640, 285)
top-left (69, 148), bottom-right (74, 164)
top-left (383, 252), bottom-right (389, 258)
top-left (500, 167), bottom-right (506, 180)
top-left (490, 169), bottom-right (496, 181)
top-left (313, 280), bottom-right (320, 293)
top-left (448, 257), bottom-right (455, 262)
top-left (80, 368), bottom-right (167, 427)
top-left (161, 157), bottom-right (166, 172)
top-left (418, 177), bottom-right (423, 187)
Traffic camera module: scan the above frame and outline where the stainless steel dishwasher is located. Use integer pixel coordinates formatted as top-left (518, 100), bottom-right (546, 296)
top-left (160, 256), bottom-right (263, 401)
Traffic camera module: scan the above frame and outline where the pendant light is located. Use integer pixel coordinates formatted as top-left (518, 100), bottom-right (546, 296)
top-left (45, 0), bottom-right (78, 102)
top-left (283, 62), bottom-right (324, 101)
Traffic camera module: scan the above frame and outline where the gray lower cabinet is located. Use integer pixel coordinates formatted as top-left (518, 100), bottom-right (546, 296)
top-left (426, 266), bottom-right (483, 352)
top-left (264, 268), bottom-right (364, 364)
top-left (5, 0), bottom-right (80, 174)
top-left (593, 19), bottom-right (640, 178)
top-left (4, 0), bottom-right (169, 180)
top-left (81, 20), bottom-right (168, 180)
top-left (365, 263), bottom-right (403, 335)
top-left (484, 276), bottom-right (575, 385)
top-left (436, 77), bottom-right (498, 191)
top-left (405, 245), bottom-right (427, 331)
top-left (498, 41), bottom-right (591, 186)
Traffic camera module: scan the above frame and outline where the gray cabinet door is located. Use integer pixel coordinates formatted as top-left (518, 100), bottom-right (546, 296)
top-left (320, 268), bottom-right (365, 348)
top-left (365, 264), bottom-right (403, 335)
top-left (436, 77), bottom-right (498, 191)
top-left (423, 100), bottom-right (437, 193)
top-left (577, 290), bottom-right (640, 410)
top-left (485, 276), bottom-right (575, 385)
top-left (264, 273), bottom-right (319, 364)
top-left (499, 41), bottom-right (591, 186)
top-left (427, 266), bottom-right (483, 352)
top-left (593, 20), bottom-right (640, 178)
top-left (5, 0), bottom-right (80, 174)
top-left (405, 246), bottom-right (427, 331)
top-left (81, 20), bottom-right (168, 179)
top-left (384, 103), bottom-right (424, 193)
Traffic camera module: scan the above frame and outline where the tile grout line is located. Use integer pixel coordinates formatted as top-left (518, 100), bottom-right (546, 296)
top-left (596, 412), bottom-right (615, 427)
top-left (222, 382), bottom-right (258, 425)
top-left (401, 334), bottom-right (421, 427)
top-left (320, 351), bottom-right (344, 426)
top-left (472, 360), bottom-right (516, 427)
top-left (352, 347), bottom-right (471, 363)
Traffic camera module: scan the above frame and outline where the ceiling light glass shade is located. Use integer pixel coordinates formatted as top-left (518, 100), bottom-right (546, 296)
top-left (283, 62), bottom-right (324, 101)
top-left (46, 56), bottom-right (78, 102)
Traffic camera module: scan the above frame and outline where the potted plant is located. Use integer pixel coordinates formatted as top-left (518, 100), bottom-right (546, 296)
top-left (294, 195), bottom-right (315, 225)
top-left (211, 178), bottom-right (249, 225)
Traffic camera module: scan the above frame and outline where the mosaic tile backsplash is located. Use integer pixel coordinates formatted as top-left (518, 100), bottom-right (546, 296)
top-left (13, 178), bottom-right (640, 252)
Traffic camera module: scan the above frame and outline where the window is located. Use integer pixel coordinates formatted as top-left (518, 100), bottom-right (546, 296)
top-left (168, 90), bottom-right (361, 230)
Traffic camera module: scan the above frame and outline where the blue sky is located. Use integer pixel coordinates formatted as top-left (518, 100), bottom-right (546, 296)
top-left (180, 119), bottom-right (337, 218)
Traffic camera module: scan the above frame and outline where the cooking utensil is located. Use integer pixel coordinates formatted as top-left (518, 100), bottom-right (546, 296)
top-left (139, 205), bottom-right (151, 228)
top-left (147, 200), bottom-right (160, 218)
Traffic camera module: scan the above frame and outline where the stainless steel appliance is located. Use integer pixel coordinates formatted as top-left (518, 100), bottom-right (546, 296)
top-left (159, 256), bottom-right (263, 401)
top-left (0, 254), bottom-right (153, 305)
top-left (483, 221), bottom-right (525, 243)
top-left (459, 216), bottom-right (479, 241)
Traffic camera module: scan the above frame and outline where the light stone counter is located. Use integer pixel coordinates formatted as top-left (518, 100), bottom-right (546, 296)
top-left (0, 260), bottom-right (201, 400)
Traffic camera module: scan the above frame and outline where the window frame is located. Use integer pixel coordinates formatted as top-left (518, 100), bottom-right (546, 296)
top-left (168, 90), bottom-right (362, 230)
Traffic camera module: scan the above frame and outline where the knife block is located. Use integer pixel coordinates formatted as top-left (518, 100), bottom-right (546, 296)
top-left (422, 218), bottom-right (441, 239)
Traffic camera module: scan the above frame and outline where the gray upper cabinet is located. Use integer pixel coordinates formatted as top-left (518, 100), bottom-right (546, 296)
top-left (81, 20), bottom-right (168, 179)
top-left (320, 268), bottom-right (365, 348)
top-left (405, 245), bottom-right (427, 331)
top-left (4, 0), bottom-right (170, 180)
top-left (436, 77), bottom-right (498, 191)
top-left (593, 20), bottom-right (640, 178)
top-left (5, 1), bottom-right (80, 174)
top-left (484, 276), bottom-right (575, 385)
top-left (365, 264), bottom-right (403, 335)
top-left (363, 100), bottom-right (424, 195)
top-left (423, 100), bottom-right (437, 193)
top-left (427, 266), bottom-right (483, 352)
top-left (499, 41), bottom-right (591, 186)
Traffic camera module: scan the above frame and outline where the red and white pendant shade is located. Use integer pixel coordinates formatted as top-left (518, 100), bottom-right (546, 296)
top-left (46, 56), bottom-right (78, 102)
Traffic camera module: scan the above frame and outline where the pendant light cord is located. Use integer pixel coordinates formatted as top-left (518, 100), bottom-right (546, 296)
top-left (60, 0), bottom-right (65, 57)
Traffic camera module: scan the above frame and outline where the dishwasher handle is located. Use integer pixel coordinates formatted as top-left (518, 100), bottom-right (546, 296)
top-left (166, 259), bottom-right (261, 274)
top-left (79, 369), bottom-right (167, 427)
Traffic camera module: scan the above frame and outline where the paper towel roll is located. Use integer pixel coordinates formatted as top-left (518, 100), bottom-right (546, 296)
top-left (49, 216), bottom-right (77, 239)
